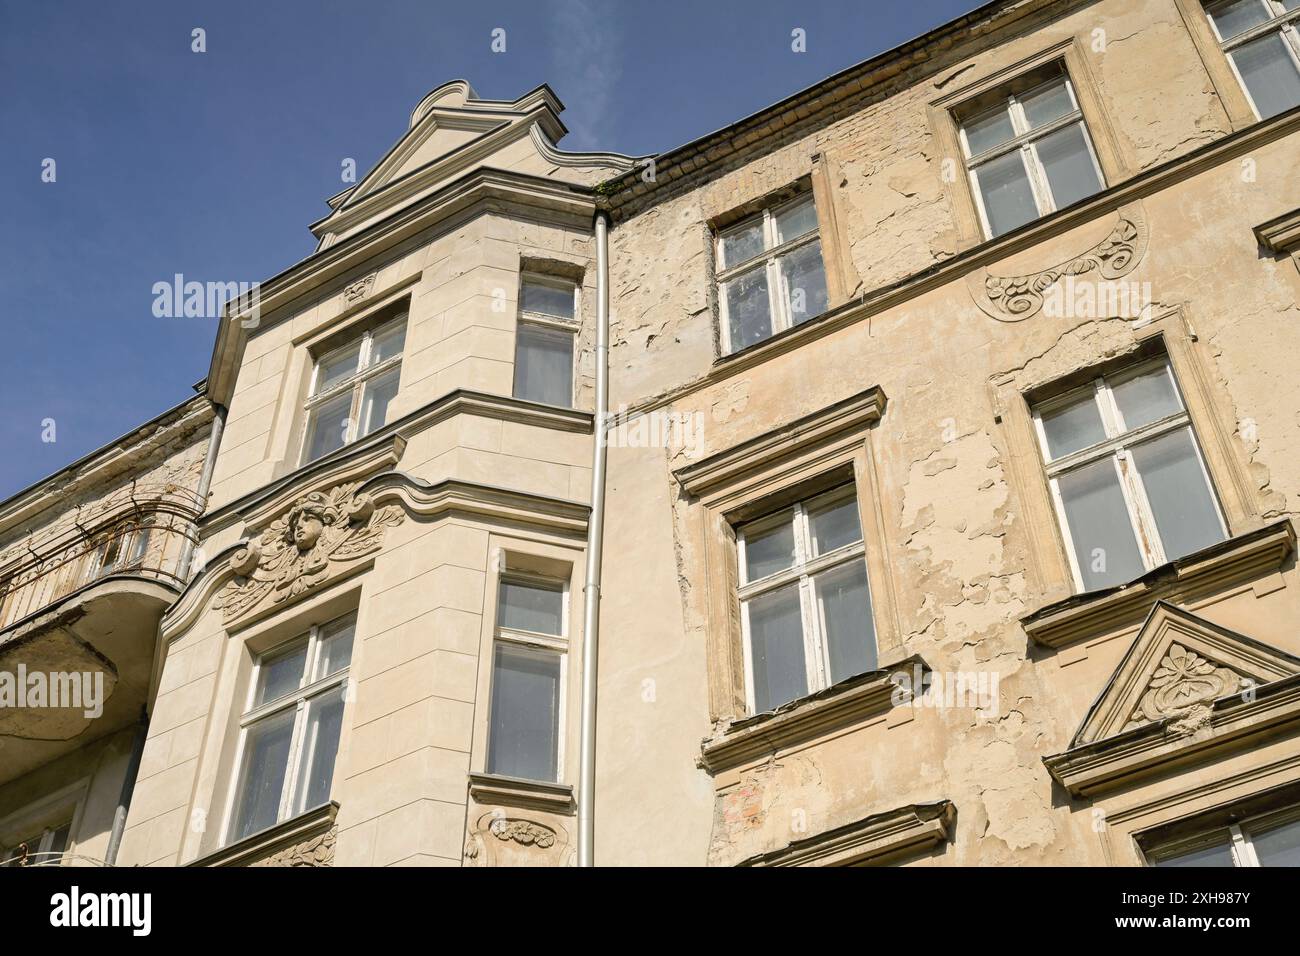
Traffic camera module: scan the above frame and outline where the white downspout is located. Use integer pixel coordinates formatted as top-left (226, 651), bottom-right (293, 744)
top-left (577, 210), bottom-right (610, 867)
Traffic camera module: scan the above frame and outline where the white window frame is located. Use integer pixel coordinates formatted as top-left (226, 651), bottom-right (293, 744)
top-left (513, 274), bottom-right (579, 408)
top-left (1204, 0), bottom-right (1300, 120)
top-left (300, 314), bottom-right (406, 465)
top-left (736, 485), bottom-right (875, 714)
top-left (1147, 804), bottom-right (1300, 866)
top-left (716, 194), bottom-right (824, 355)
top-left (486, 574), bottom-right (569, 783)
top-left (958, 70), bottom-right (1107, 239)
top-left (1, 820), bottom-right (73, 867)
top-left (1031, 356), bottom-right (1228, 592)
top-left (220, 613), bottom-right (356, 846)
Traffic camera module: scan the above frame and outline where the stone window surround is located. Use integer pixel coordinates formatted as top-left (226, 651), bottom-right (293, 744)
top-left (736, 799), bottom-right (956, 867)
top-left (990, 308), bottom-right (1264, 619)
top-left (1173, 0), bottom-right (1286, 131)
top-left (1135, 780), bottom-right (1300, 867)
top-left (672, 387), bottom-right (901, 724)
top-left (189, 800), bottom-right (338, 867)
top-left (928, 36), bottom-right (1134, 253)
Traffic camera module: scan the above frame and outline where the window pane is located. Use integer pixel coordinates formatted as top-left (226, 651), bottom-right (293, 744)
top-left (814, 561), bottom-right (877, 685)
top-left (1154, 836), bottom-right (1236, 867)
top-left (743, 517), bottom-right (796, 582)
top-left (314, 615), bottom-right (356, 679)
top-left (232, 708), bottom-right (295, 841)
top-left (1021, 76), bottom-right (1074, 128)
top-left (1207, 0), bottom-right (1273, 39)
top-left (255, 643), bottom-right (308, 707)
top-left (359, 366), bottom-right (400, 437)
top-left (1111, 365), bottom-right (1182, 430)
top-left (1057, 457), bottom-right (1146, 590)
top-left (974, 151), bottom-right (1039, 237)
top-left (1231, 33), bottom-right (1300, 118)
top-left (808, 494), bottom-right (863, 555)
top-left (720, 219), bottom-right (764, 269)
top-left (724, 265), bottom-right (773, 351)
top-left (513, 324), bottom-right (574, 407)
top-left (487, 644), bottom-right (561, 782)
top-left (1251, 818), bottom-right (1300, 866)
top-left (778, 240), bottom-right (828, 325)
top-left (520, 279), bottom-right (575, 320)
top-left (315, 342), bottom-right (361, 395)
top-left (963, 105), bottom-right (1016, 155)
top-left (1034, 123), bottom-right (1103, 210)
top-left (746, 583), bottom-right (808, 712)
top-left (294, 686), bottom-right (346, 814)
top-left (303, 390), bottom-right (353, 463)
top-left (1131, 428), bottom-right (1224, 562)
top-left (774, 198), bottom-right (818, 244)
top-left (498, 580), bottom-right (564, 636)
top-left (1040, 390), bottom-right (1107, 460)
top-left (369, 321), bottom-right (406, 366)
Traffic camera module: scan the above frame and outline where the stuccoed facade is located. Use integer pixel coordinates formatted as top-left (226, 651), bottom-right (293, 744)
top-left (6, 0), bottom-right (1300, 867)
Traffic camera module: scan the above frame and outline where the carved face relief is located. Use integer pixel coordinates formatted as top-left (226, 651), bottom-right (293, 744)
top-left (290, 510), bottom-right (326, 552)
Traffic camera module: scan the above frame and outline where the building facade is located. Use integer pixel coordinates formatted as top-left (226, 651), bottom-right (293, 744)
top-left (5, 0), bottom-right (1300, 867)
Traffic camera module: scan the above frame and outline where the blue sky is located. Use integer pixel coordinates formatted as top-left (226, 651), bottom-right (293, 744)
top-left (0, 0), bottom-right (978, 500)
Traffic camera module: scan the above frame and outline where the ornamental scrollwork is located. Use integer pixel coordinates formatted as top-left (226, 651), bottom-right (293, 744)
top-left (1122, 643), bottom-right (1243, 733)
top-left (250, 826), bottom-right (336, 867)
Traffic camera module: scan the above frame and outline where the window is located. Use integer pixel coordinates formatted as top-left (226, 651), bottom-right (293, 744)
top-left (736, 485), bottom-right (878, 714)
top-left (716, 194), bottom-right (829, 354)
top-left (226, 614), bottom-right (355, 845)
top-left (1204, 0), bottom-right (1300, 119)
top-left (1032, 357), bottom-right (1227, 593)
top-left (957, 65), bottom-right (1106, 238)
top-left (487, 578), bottom-right (567, 782)
top-left (1149, 808), bottom-right (1300, 867)
top-left (302, 315), bottom-right (406, 464)
top-left (513, 275), bottom-right (577, 408)
top-left (1, 821), bottom-right (71, 867)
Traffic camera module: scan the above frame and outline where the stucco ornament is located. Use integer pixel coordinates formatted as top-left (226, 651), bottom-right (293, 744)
top-left (216, 482), bottom-right (402, 622)
top-left (489, 818), bottom-right (556, 848)
top-left (251, 826), bottom-right (336, 867)
top-left (1122, 643), bottom-right (1243, 732)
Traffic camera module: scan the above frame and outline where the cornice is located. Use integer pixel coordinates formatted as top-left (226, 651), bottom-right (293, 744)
top-left (528, 124), bottom-right (643, 172)
top-left (1255, 206), bottom-right (1300, 253)
top-left (737, 800), bottom-right (956, 867)
top-left (467, 772), bottom-right (576, 816)
top-left (187, 801), bottom-right (338, 867)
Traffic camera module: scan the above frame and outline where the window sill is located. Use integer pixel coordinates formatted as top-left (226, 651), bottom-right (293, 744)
top-left (186, 801), bottom-right (338, 868)
top-left (1022, 520), bottom-right (1295, 649)
top-left (698, 656), bottom-right (926, 775)
top-left (737, 799), bottom-right (955, 867)
top-left (467, 772), bottom-right (575, 816)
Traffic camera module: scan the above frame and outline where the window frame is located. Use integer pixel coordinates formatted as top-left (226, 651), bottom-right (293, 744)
top-left (485, 574), bottom-right (570, 783)
top-left (1146, 802), bottom-right (1300, 866)
top-left (221, 612), bottom-right (356, 847)
top-left (513, 273), bottom-right (579, 408)
top-left (1203, 0), bottom-right (1300, 120)
top-left (958, 70), bottom-right (1108, 240)
top-left (735, 484), bottom-right (877, 714)
top-left (715, 193), bottom-right (826, 355)
top-left (1, 820), bottom-right (73, 867)
top-left (300, 314), bottom-right (406, 465)
top-left (1031, 356), bottom-right (1229, 592)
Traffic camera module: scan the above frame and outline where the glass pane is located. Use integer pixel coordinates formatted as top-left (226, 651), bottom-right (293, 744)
top-left (974, 151), bottom-right (1039, 237)
top-left (774, 198), bottom-right (818, 244)
top-left (315, 342), bottom-right (361, 395)
top-left (1035, 123), bottom-right (1103, 210)
top-left (513, 324), bottom-right (574, 407)
top-left (814, 561), bottom-right (877, 685)
top-left (778, 240), bottom-right (828, 325)
top-left (359, 366), bottom-right (400, 436)
top-left (487, 644), bottom-right (561, 782)
top-left (294, 686), bottom-right (346, 813)
top-left (498, 580), bottom-right (564, 635)
top-left (255, 642), bottom-right (308, 707)
top-left (1207, 0), bottom-right (1273, 39)
top-left (369, 320), bottom-right (406, 365)
top-left (746, 584), bottom-right (808, 712)
top-left (1251, 818), bottom-right (1300, 866)
top-left (45, 822), bottom-right (71, 861)
top-left (1131, 428), bottom-right (1224, 562)
top-left (520, 279), bottom-right (575, 320)
top-left (232, 708), bottom-right (295, 842)
top-left (1154, 836), bottom-right (1236, 867)
top-left (1111, 365), bottom-right (1182, 431)
top-left (1231, 33), bottom-right (1300, 118)
top-left (724, 266), bottom-right (772, 351)
top-left (963, 104), bottom-right (1016, 155)
top-left (1057, 457), bottom-right (1146, 590)
top-left (303, 390), bottom-right (353, 463)
top-left (1040, 390), bottom-right (1107, 460)
top-left (809, 494), bottom-right (863, 555)
top-left (1021, 76), bottom-right (1074, 128)
top-left (743, 517), bottom-right (796, 582)
top-left (720, 218), bottom-right (764, 268)
top-left (314, 615), bottom-right (356, 679)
